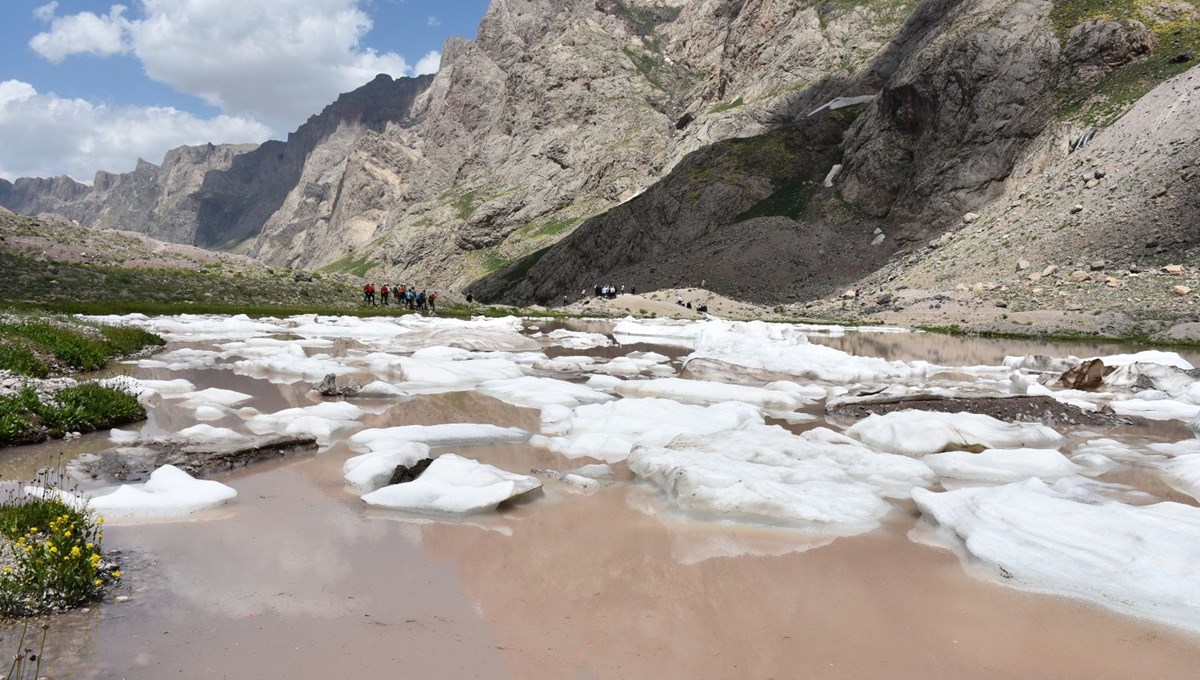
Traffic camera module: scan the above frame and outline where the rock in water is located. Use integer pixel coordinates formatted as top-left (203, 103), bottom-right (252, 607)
top-left (388, 458), bottom-right (433, 485)
top-left (317, 373), bottom-right (360, 397)
top-left (1057, 358), bottom-right (1110, 390)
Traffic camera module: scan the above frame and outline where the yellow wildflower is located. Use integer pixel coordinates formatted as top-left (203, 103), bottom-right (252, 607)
top-left (111, 570), bottom-right (121, 579)
top-left (93, 579), bottom-right (102, 587)
top-left (63, 529), bottom-right (72, 538)
top-left (29, 527), bottom-right (38, 533)
top-left (97, 517), bottom-right (104, 525)
top-left (70, 546), bottom-right (82, 558)
top-left (89, 553), bottom-right (101, 567)
top-left (2, 566), bottom-right (11, 574)
top-left (85, 542), bottom-right (93, 549)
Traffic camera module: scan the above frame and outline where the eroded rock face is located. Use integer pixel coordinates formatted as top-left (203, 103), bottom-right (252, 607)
top-left (1062, 20), bottom-right (1156, 84)
top-left (837, 0), bottom-right (1060, 228)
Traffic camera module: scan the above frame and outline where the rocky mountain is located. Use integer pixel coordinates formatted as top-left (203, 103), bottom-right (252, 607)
top-left (476, 0), bottom-right (1200, 305)
top-left (2, 0), bottom-right (1197, 315)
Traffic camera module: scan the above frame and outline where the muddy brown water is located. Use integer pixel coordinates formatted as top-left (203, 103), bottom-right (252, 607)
top-left (2, 323), bottom-right (1200, 679)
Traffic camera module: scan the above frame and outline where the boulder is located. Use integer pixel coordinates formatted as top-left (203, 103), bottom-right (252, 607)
top-left (1163, 264), bottom-right (1184, 274)
top-left (1062, 20), bottom-right (1156, 84)
top-left (1057, 358), bottom-right (1112, 390)
top-left (1172, 285), bottom-right (1192, 296)
top-left (1069, 270), bottom-right (1091, 282)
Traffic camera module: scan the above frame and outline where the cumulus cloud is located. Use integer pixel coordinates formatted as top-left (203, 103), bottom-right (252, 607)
top-left (0, 80), bottom-right (271, 181)
top-left (414, 50), bottom-right (441, 75)
top-left (29, 4), bottom-right (131, 63)
top-left (29, 0), bottom-right (418, 130)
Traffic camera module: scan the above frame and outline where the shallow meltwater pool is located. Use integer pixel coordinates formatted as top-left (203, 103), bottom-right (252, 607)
top-left (5, 314), bottom-right (1200, 679)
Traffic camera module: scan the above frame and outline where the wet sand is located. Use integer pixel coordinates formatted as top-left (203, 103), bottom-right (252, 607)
top-left (3, 326), bottom-right (1200, 678)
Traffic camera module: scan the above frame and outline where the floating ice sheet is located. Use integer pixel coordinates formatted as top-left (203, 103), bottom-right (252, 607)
top-left (844, 410), bottom-right (1064, 456)
top-left (544, 329), bottom-right (612, 349)
top-left (477, 376), bottom-right (614, 409)
top-left (629, 425), bottom-right (934, 530)
top-left (243, 401), bottom-right (364, 443)
top-left (923, 449), bottom-right (1081, 483)
top-left (1160, 454), bottom-right (1200, 502)
top-left (612, 377), bottom-right (814, 410)
top-left (349, 424), bottom-right (530, 451)
top-left (913, 478), bottom-right (1200, 633)
top-left (98, 377), bottom-right (197, 404)
top-left (83, 465), bottom-right (238, 519)
top-left (532, 398), bottom-right (763, 463)
top-left (361, 454), bottom-right (541, 515)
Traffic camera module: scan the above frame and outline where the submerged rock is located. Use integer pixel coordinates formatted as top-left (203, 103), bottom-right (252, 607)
top-left (826, 394), bottom-right (1130, 427)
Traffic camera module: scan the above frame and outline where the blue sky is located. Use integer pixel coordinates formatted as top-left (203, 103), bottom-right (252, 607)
top-left (0, 0), bottom-right (491, 180)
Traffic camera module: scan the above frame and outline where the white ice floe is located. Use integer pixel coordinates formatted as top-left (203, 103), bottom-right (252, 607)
top-left (178, 387), bottom-right (254, 409)
top-left (1096, 350), bottom-right (1194, 370)
top-left (175, 424), bottom-right (245, 442)
top-left (628, 425), bottom-right (934, 530)
top-left (231, 343), bottom-right (353, 383)
top-left (361, 454), bottom-right (541, 515)
top-left (611, 318), bottom-right (709, 348)
top-left (612, 377), bottom-right (814, 411)
top-left (532, 355), bottom-right (598, 373)
top-left (533, 398), bottom-right (763, 463)
top-left (134, 314), bottom-right (282, 342)
top-left (688, 320), bottom-right (930, 384)
top-left (922, 449), bottom-right (1081, 483)
top-left (349, 424), bottom-right (529, 451)
top-left (136, 348), bottom-right (224, 371)
top-left (1160, 454), bottom-right (1200, 502)
top-left (97, 377), bottom-right (196, 404)
top-left (1071, 438), bottom-right (1162, 463)
top-left (544, 329), bottom-right (612, 349)
top-left (844, 411), bottom-right (1064, 456)
top-left (382, 348), bottom-right (526, 392)
top-left (243, 401), bottom-right (364, 443)
top-left (1108, 396), bottom-right (1200, 421)
top-left (85, 465), bottom-right (238, 519)
top-left (354, 381), bottom-right (410, 398)
top-left (343, 442), bottom-right (432, 493)
top-left (476, 376), bottom-right (614, 409)
top-left (912, 478), bottom-right (1200, 633)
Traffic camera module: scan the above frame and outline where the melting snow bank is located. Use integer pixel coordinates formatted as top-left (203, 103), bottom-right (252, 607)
top-left (349, 424), bottom-right (529, 451)
top-left (912, 479), bottom-right (1200, 633)
top-left (361, 454), bottom-right (541, 515)
top-left (628, 425), bottom-right (934, 531)
top-left (845, 410), bottom-right (1064, 456)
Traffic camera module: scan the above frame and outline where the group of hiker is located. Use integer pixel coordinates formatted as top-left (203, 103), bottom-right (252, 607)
top-left (362, 283), bottom-right (437, 313)
top-left (593, 284), bottom-right (633, 299)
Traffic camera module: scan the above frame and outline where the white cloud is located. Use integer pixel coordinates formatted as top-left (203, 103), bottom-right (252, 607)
top-left (29, 4), bottom-right (131, 63)
top-left (32, 2), bottom-right (58, 22)
top-left (29, 0), bottom-right (417, 130)
top-left (414, 50), bottom-right (441, 75)
top-left (0, 80), bottom-right (271, 181)
top-left (426, 15), bottom-right (441, 26)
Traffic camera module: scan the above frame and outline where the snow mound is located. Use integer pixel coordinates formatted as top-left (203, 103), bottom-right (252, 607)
top-left (844, 410), bottom-right (1064, 456)
top-left (387, 349), bottom-right (525, 392)
top-left (98, 377), bottom-right (196, 404)
top-left (923, 449), bottom-right (1081, 483)
top-left (532, 398), bottom-right (763, 463)
top-left (361, 454), bottom-right (541, 515)
top-left (628, 425), bottom-right (934, 529)
top-left (176, 424), bottom-right (245, 442)
top-left (343, 442), bottom-right (432, 493)
top-left (89, 465), bottom-right (238, 518)
top-left (913, 479), bottom-right (1200, 633)
top-left (477, 376), bottom-right (614, 409)
top-left (349, 424), bottom-right (529, 451)
top-left (179, 388), bottom-right (254, 408)
top-left (544, 329), bottom-right (612, 349)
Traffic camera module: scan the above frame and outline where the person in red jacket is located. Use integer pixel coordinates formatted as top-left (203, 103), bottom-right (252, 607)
top-left (381, 284), bottom-right (389, 306)
top-left (429, 291), bottom-right (438, 315)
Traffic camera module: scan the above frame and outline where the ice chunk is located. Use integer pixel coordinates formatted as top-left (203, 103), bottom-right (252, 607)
top-left (233, 343), bottom-right (353, 382)
top-left (193, 406), bottom-right (227, 421)
top-left (1109, 397), bottom-right (1200, 421)
top-left (532, 398), bottom-right (763, 463)
top-left (1160, 454), bottom-right (1200, 501)
top-left (387, 352), bottom-right (525, 392)
top-left (97, 377), bottom-right (196, 404)
top-left (1095, 350), bottom-right (1194, 370)
top-left (532, 355), bottom-right (598, 373)
top-left (349, 424), bottom-right (529, 451)
top-left (629, 425), bottom-right (934, 530)
top-left (611, 318), bottom-right (710, 348)
top-left (361, 454), bottom-right (541, 515)
top-left (89, 465), bottom-right (238, 518)
top-left (176, 424), bottom-right (245, 442)
top-left (477, 376), bottom-right (614, 409)
top-left (844, 410), bottom-right (1064, 456)
top-left (923, 449), bottom-right (1081, 483)
top-left (688, 320), bottom-right (930, 384)
top-left (343, 442), bottom-right (432, 493)
top-left (354, 381), bottom-right (409, 398)
top-left (179, 388), bottom-right (253, 409)
top-left (243, 401), bottom-right (364, 443)
top-left (912, 479), bottom-right (1200, 633)
top-left (545, 329), bottom-right (611, 349)
top-left (614, 377), bottom-right (814, 410)
top-left (138, 314), bottom-right (281, 341)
